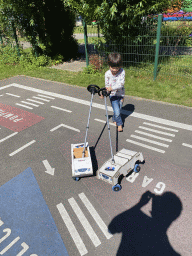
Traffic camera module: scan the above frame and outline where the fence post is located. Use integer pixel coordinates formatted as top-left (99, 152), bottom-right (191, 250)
top-left (154, 14), bottom-right (162, 80)
top-left (82, 19), bottom-right (89, 67)
top-left (11, 21), bottom-right (21, 57)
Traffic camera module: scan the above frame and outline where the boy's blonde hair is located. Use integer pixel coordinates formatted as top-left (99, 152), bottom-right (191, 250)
top-left (108, 52), bottom-right (122, 67)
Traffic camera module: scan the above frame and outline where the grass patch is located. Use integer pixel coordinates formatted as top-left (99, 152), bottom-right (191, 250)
top-left (0, 45), bottom-right (192, 108)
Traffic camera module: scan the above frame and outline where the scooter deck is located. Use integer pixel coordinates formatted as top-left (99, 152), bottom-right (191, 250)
top-left (71, 143), bottom-right (93, 178)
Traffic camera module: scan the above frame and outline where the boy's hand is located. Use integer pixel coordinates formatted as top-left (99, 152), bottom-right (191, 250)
top-left (107, 86), bottom-right (112, 92)
top-left (99, 95), bottom-right (104, 99)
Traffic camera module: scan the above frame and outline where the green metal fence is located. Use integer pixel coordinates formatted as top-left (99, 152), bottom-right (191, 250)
top-left (90, 15), bottom-right (192, 81)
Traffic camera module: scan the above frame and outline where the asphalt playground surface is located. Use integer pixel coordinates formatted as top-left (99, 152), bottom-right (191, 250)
top-left (0, 75), bottom-right (191, 256)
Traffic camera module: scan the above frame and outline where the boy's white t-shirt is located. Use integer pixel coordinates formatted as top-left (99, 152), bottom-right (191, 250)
top-left (105, 68), bottom-right (125, 97)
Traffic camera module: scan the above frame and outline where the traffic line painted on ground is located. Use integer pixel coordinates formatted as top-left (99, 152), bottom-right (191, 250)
top-left (0, 132), bottom-right (18, 143)
top-left (68, 197), bottom-right (101, 247)
top-left (51, 106), bottom-right (72, 113)
top-left (6, 93), bottom-right (21, 98)
top-left (26, 98), bottom-right (44, 104)
top-left (15, 103), bottom-right (33, 109)
top-left (9, 140), bottom-right (36, 156)
top-left (37, 94), bottom-right (55, 99)
top-left (126, 139), bottom-right (165, 153)
top-left (182, 143), bottom-right (192, 149)
top-left (1, 83), bottom-right (192, 131)
top-left (57, 203), bottom-right (88, 256)
top-left (32, 96), bottom-right (50, 102)
top-left (79, 193), bottom-right (113, 240)
top-left (50, 124), bottom-right (80, 132)
top-left (94, 118), bottom-right (116, 126)
top-left (130, 135), bottom-right (169, 148)
top-left (138, 126), bottom-right (175, 137)
top-left (134, 130), bottom-right (172, 142)
top-left (21, 101), bottom-right (39, 107)
top-left (143, 122), bottom-right (179, 132)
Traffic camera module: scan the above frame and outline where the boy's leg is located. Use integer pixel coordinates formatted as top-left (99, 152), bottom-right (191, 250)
top-left (110, 97), bottom-right (123, 128)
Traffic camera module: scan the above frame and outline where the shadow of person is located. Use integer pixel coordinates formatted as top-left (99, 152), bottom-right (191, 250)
top-left (108, 191), bottom-right (182, 256)
top-left (121, 103), bottom-right (135, 127)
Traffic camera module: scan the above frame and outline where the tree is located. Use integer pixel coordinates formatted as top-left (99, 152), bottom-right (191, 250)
top-left (0, 0), bottom-right (79, 60)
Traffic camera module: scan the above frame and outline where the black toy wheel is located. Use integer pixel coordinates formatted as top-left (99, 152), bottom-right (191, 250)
top-left (73, 177), bottom-right (80, 181)
top-left (98, 87), bottom-right (111, 97)
top-left (87, 85), bottom-right (100, 95)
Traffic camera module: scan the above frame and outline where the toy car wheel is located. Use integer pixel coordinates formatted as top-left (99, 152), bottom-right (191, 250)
top-left (73, 177), bottom-right (80, 181)
top-left (134, 164), bottom-right (140, 173)
top-left (112, 184), bottom-right (122, 192)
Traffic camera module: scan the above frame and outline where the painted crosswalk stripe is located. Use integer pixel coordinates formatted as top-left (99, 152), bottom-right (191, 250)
top-left (57, 203), bottom-right (88, 256)
top-left (9, 140), bottom-right (36, 156)
top-left (15, 103), bottom-right (33, 109)
top-left (139, 126), bottom-right (175, 137)
top-left (21, 101), bottom-right (39, 107)
top-left (143, 122), bottom-right (179, 132)
top-left (32, 96), bottom-right (50, 102)
top-left (130, 135), bottom-right (169, 148)
top-left (79, 193), bottom-right (113, 239)
top-left (26, 98), bottom-right (44, 104)
top-left (126, 139), bottom-right (165, 153)
top-left (94, 118), bottom-right (116, 126)
top-left (68, 197), bottom-right (101, 247)
top-left (37, 94), bottom-right (55, 99)
top-left (6, 93), bottom-right (20, 97)
top-left (135, 130), bottom-right (172, 142)
top-left (0, 132), bottom-right (18, 143)
top-left (51, 106), bottom-right (72, 113)
top-left (182, 143), bottom-right (192, 149)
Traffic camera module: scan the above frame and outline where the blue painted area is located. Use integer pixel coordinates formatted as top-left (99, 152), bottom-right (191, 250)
top-left (0, 167), bottom-right (69, 256)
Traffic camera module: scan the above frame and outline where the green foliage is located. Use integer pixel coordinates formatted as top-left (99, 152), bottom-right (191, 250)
top-left (0, 45), bottom-right (20, 64)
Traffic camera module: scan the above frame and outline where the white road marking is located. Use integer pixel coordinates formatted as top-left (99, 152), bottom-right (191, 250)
top-left (0, 236), bottom-right (20, 254)
top-left (42, 160), bottom-right (55, 175)
top-left (0, 132), bottom-right (18, 143)
top-left (50, 124), bottom-right (80, 132)
top-left (126, 139), bottom-right (165, 153)
top-left (6, 93), bottom-right (20, 97)
top-left (94, 118), bottom-right (116, 126)
top-left (182, 143), bottom-right (192, 149)
top-left (2, 83), bottom-right (192, 131)
top-left (68, 197), bottom-right (101, 247)
top-left (79, 193), bottom-right (113, 239)
top-left (21, 101), bottom-right (39, 107)
top-left (135, 130), bottom-right (172, 142)
top-left (26, 98), bottom-right (44, 104)
top-left (57, 203), bottom-right (88, 256)
top-left (139, 126), bottom-right (175, 137)
top-left (15, 103), bottom-right (33, 109)
top-left (37, 94), bottom-right (55, 99)
top-left (130, 135), bottom-right (169, 148)
top-left (51, 106), bottom-right (72, 113)
top-left (32, 96), bottom-right (50, 102)
top-left (143, 122), bottom-right (179, 132)
top-left (9, 140), bottom-right (36, 156)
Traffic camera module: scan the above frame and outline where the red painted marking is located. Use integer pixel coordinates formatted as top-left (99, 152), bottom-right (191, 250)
top-left (0, 103), bottom-right (44, 132)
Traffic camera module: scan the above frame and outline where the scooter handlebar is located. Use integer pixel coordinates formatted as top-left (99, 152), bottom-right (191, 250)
top-left (98, 87), bottom-right (111, 97)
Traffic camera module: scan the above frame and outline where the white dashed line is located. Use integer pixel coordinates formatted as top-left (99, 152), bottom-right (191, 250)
top-left (126, 139), bottom-right (165, 153)
top-left (32, 96), bottom-right (50, 102)
top-left (26, 98), bottom-right (44, 104)
top-left (9, 140), bottom-right (36, 156)
top-left (51, 106), bottom-right (72, 113)
top-left (130, 135), bottom-right (169, 148)
top-left (21, 101), bottom-right (39, 107)
top-left (6, 93), bottom-right (20, 97)
top-left (94, 118), bottom-right (116, 126)
top-left (134, 130), bottom-right (172, 142)
top-left (182, 143), bottom-right (192, 149)
top-left (50, 124), bottom-right (80, 132)
top-left (143, 122), bottom-right (179, 132)
top-left (37, 94), bottom-right (55, 99)
top-left (15, 103), bottom-right (33, 109)
top-left (0, 132), bottom-right (18, 143)
top-left (138, 126), bottom-right (175, 137)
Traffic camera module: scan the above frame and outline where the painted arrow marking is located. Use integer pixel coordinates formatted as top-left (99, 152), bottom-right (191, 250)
top-left (42, 160), bottom-right (55, 176)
